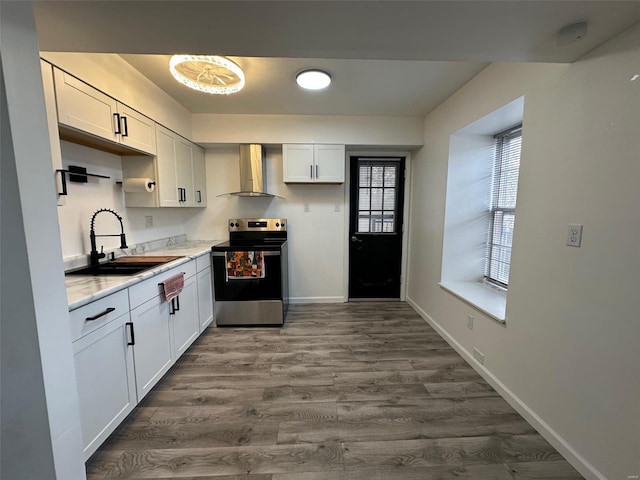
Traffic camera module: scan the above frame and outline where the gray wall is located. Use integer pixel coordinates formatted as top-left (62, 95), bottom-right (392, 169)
top-left (0, 2), bottom-right (85, 478)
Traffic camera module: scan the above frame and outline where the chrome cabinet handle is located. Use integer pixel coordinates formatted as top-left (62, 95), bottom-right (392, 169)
top-left (316, 165), bottom-right (318, 178)
top-left (310, 165), bottom-right (313, 179)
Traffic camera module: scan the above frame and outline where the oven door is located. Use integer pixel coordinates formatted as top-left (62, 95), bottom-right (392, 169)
top-left (211, 250), bottom-right (282, 301)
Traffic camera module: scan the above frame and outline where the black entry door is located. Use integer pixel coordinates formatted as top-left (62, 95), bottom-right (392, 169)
top-left (349, 157), bottom-right (406, 299)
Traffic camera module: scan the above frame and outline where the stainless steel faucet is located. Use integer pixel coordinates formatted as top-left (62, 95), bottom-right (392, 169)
top-left (89, 208), bottom-right (128, 266)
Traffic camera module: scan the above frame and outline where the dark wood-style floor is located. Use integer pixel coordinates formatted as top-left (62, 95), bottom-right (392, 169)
top-left (87, 302), bottom-right (584, 480)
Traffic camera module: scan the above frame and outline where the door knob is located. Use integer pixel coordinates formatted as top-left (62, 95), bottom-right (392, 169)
top-left (351, 236), bottom-right (362, 243)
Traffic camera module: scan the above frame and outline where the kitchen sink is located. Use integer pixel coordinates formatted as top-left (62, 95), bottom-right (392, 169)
top-left (66, 255), bottom-right (184, 276)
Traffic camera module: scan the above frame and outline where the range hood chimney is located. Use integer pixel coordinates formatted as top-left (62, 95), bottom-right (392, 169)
top-left (224, 144), bottom-right (275, 197)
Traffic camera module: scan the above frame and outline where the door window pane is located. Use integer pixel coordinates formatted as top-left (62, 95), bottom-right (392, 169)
top-left (371, 166), bottom-right (384, 187)
top-left (357, 162), bottom-right (400, 234)
top-left (358, 189), bottom-right (370, 210)
top-left (359, 167), bottom-right (371, 188)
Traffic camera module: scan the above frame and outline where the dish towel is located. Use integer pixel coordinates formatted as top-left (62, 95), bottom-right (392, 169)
top-left (225, 251), bottom-right (265, 280)
top-left (160, 272), bottom-right (184, 302)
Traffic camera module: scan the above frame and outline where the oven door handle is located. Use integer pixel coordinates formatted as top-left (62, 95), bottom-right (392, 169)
top-left (212, 251), bottom-right (281, 257)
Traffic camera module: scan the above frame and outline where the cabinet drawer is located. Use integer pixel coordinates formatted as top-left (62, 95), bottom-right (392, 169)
top-left (69, 289), bottom-right (129, 342)
top-left (196, 253), bottom-right (211, 273)
top-left (128, 260), bottom-right (196, 309)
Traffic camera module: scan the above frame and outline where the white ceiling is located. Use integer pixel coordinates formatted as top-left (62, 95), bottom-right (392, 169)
top-left (33, 1), bottom-right (640, 117)
top-left (119, 55), bottom-right (487, 116)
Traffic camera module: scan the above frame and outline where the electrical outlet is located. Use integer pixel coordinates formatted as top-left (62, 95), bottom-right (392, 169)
top-left (145, 215), bottom-right (154, 228)
top-left (473, 347), bottom-right (485, 365)
top-left (304, 204), bottom-right (310, 213)
top-left (467, 314), bottom-right (474, 330)
top-left (566, 224), bottom-right (583, 247)
top-left (334, 203), bottom-right (341, 213)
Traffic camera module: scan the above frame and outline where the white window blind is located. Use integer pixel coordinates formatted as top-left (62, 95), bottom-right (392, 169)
top-left (357, 161), bottom-right (399, 233)
top-left (485, 125), bottom-right (522, 287)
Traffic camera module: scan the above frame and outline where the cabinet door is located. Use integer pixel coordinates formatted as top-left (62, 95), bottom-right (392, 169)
top-left (176, 138), bottom-right (194, 206)
top-left (41, 61), bottom-right (65, 205)
top-left (117, 103), bottom-right (157, 155)
top-left (73, 314), bottom-right (136, 460)
top-left (314, 144), bottom-right (345, 183)
top-left (54, 68), bottom-right (118, 142)
top-left (172, 275), bottom-right (199, 357)
top-left (155, 125), bottom-right (180, 207)
top-left (283, 144), bottom-right (315, 183)
top-left (130, 295), bottom-right (173, 401)
top-left (192, 145), bottom-right (207, 207)
top-left (197, 267), bottom-right (214, 331)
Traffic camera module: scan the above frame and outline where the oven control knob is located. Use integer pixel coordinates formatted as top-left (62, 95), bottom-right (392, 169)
top-left (281, 222), bottom-right (285, 227)
top-left (276, 223), bottom-right (280, 227)
top-left (230, 222), bottom-right (234, 227)
top-left (235, 222), bottom-right (240, 227)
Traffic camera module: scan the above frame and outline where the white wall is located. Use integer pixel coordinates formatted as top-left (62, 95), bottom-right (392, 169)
top-left (57, 141), bottom-right (186, 260)
top-left (184, 146), bottom-right (347, 302)
top-left (40, 52), bottom-right (192, 139)
top-left (406, 25), bottom-right (640, 480)
top-left (193, 114), bottom-right (424, 147)
top-left (441, 133), bottom-right (493, 283)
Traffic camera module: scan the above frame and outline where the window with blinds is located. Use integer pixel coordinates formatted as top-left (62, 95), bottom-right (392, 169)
top-left (485, 125), bottom-right (522, 288)
top-left (357, 161), bottom-right (399, 233)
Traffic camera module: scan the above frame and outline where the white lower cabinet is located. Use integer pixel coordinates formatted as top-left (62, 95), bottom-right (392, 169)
top-left (129, 294), bottom-right (174, 401)
top-left (73, 313), bottom-right (136, 460)
top-left (197, 266), bottom-right (214, 331)
top-left (171, 274), bottom-right (199, 357)
top-left (72, 256), bottom-right (216, 461)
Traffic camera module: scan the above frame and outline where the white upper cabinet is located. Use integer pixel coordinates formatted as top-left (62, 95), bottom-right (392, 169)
top-left (192, 145), bottom-right (207, 207)
top-left (124, 124), bottom-right (205, 208)
top-left (176, 137), bottom-right (195, 206)
top-left (283, 144), bottom-right (345, 183)
top-left (155, 125), bottom-right (181, 207)
top-left (116, 103), bottom-right (157, 155)
top-left (314, 144), bottom-right (346, 183)
top-left (53, 67), bottom-right (156, 155)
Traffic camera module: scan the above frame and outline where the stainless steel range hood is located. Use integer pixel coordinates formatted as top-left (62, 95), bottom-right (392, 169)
top-left (222, 144), bottom-right (275, 197)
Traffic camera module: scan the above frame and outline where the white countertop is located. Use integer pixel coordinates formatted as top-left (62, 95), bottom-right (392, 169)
top-left (65, 240), bottom-right (222, 311)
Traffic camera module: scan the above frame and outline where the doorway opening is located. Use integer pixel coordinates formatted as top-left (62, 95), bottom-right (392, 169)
top-left (348, 156), bottom-right (406, 300)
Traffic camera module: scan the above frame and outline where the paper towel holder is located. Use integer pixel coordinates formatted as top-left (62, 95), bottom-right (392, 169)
top-left (116, 180), bottom-right (156, 188)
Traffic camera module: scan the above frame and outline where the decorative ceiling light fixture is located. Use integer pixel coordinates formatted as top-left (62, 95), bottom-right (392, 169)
top-left (169, 55), bottom-right (245, 94)
top-left (296, 69), bottom-right (332, 90)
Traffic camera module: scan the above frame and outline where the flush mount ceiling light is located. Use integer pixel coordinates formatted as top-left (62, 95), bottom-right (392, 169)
top-left (169, 55), bottom-right (245, 94)
top-left (556, 22), bottom-right (588, 47)
top-left (296, 69), bottom-right (331, 90)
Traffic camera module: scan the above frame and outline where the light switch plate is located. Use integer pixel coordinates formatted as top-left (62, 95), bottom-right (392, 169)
top-left (566, 224), bottom-right (583, 247)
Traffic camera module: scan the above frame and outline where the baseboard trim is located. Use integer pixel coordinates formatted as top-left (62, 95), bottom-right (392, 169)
top-left (289, 296), bottom-right (345, 304)
top-left (405, 296), bottom-right (606, 480)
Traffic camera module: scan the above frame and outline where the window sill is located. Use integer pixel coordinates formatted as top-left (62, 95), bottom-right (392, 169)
top-left (439, 281), bottom-right (506, 323)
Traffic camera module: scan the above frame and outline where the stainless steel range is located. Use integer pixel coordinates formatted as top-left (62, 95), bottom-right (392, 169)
top-left (211, 218), bottom-right (288, 326)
